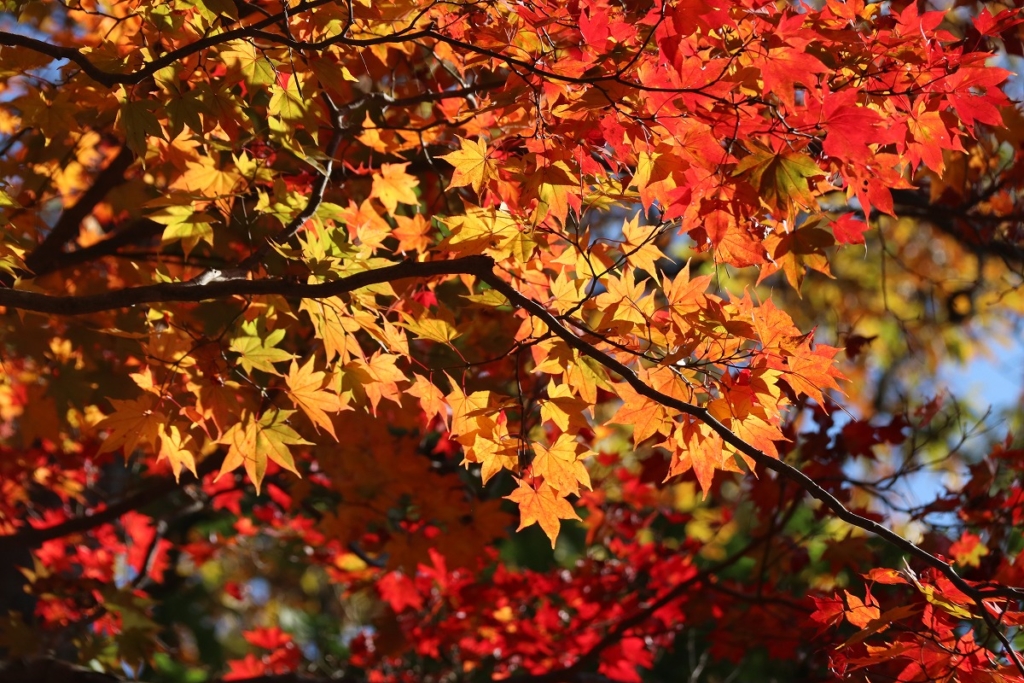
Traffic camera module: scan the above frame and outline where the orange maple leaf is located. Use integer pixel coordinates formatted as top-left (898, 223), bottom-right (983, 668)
top-left (96, 395), bottom-right (166, 456)
top-left (371, 163), bottom-right (420, 213)
top-left (531, 433), bottom-right (592, 496)
top-left (505, 479), bottom-right (581, 548)
top-left (286, 358), bottom-right (347, 438)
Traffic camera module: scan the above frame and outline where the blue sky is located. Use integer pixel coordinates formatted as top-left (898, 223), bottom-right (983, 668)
top-left (941, 339), bottom-right (1024, 414)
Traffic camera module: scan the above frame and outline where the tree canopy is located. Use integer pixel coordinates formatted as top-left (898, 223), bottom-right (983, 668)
top-left (1, 0), bottom-right (1024, 681)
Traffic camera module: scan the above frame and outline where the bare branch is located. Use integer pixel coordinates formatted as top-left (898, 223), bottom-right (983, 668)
top-left (0, 256), bottom-right (495, 316)
top-left (0, 454), bottom-right (223, 551)
top-left (19, 146), bottom-right (135, 279)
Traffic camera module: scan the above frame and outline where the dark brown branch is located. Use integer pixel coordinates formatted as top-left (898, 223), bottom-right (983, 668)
top-left (31, 218), bottom-right (164, 278)
top-left (20, 146), bottom-right (135, 278)
top-left (473, 269), bottom-right (1024, 608)
top-left (0, 0), bottom-right (334, 87)
top-left (0, 454), bottom-right (222, 552)
top-left (0, 256), bottom-right (496, 316)
top-left (234, 93), bottom-right (344, 273)
top-left (0, 15), bottom-right (708, 99)
top-left (4, 253), bottom-right (1023, 610)
top-left (0, 659), bottom-right (365, 683)
top-left (0, 0), bottom-right (438, 90)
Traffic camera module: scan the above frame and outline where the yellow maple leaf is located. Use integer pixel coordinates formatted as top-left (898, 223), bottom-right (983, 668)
top-left (286, 358), bottom-right (346, 438)
top-left (597, 270), bottom-right (653, 325)
top-left (157, 424), bottom-right (198, 482)
top-left (401, 308), bottom-right (461, 344)
top-left (540, 381), bottom-right (591, 432)
top-left (345, 352), bottom-right (407, 413)
top-left (442, 206), bottom-right (522, 259)
top-left (469, 432), bottom-right (519, 484)
top-left (440, 136), bottom-right (496, 194)
top-left (620, 214), bottom-right (666, 275)
top-left (548, 270), bottom-right (582, 314)
top-left (230, 322), bottom-right (294, 376)
top-left (371, 163), bottom-right (419, 213)
top-left (216, 409), bottom-right (310, 492)
top-left (446, 379), bottom-right (492, 437)
top-left (531, 433), bottom-right (592, 496)
top-left (177, 156), bottom-right (241, 197)
top-left (610, 382), bottom-right (671, 444)
top-left (408, 375), bottom-right (446, 424)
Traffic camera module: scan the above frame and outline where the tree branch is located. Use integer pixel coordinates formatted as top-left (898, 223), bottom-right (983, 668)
top-left (3, 254), bottom-right (1021, 627)
top-left (0, 256), bottom-right (496, 316)
top-left (3, 255), bottom-right (1023, 604)
top-left (0, 0), bottom-right (334, 87)
top-left (0, 659), bottom-right (365, 683)
top-left (19, 146), bottom-right (135, 279)
top-left (473, 269), bottom-right (1024, 608)
top-left (30, 218), bottom-right (164, 278)
top-left (0, 453), bottom-right (223, 551)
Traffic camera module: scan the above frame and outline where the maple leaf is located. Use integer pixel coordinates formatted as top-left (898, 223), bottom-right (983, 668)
top-left (441, 137), bottom-right (497, 194)
top-left (699, 205), bottom-right (768, 267)
top-left (620, 214), bottom-right (666, 275)
top-left (596, 270), bottom-right (653, 325)
top-left (531, 433), bottom-right (592, 496)
top-left (831, 215), bottom-right (868, 245)
top-left (442, 205), bottom-right (523, 259)
top-left (400, 308), bottom-right (461, 344)
top-left (446, 381), bottom-right (492, 437)
top-left (906, 107), bottom-right (965, 175)
top-left (733, 146), bottom-right (822, 216)
top-left (378, 571), bottom-right (423, 612)
top-left (408, 375), bottom-right (446, 424)
top-left (611, 382), bottom-right (671, 444)
top-left (469, 431), bottom-right (519, 484)
top-left (781, 347), bottom-right (844, 406)
top-left (347, 352), bottom-right (408, 413)
top-left (286, 358), bottom-right (346, 438)
top-left (540, 382), bottom-right (592, 432)
top-left (756, 46), bottom-right (827, 110)
top-left (230, 320), bottom-right (295, 375)
top-left (664, 419), bottom-right (724, 497)
top-left (821, 93), bottom-right (883, 164)
top-left (371, 163), bottom-right (420, 213)
top-left (842, 590), bottom-right (881, 629)
top-left (220, 41), bottom-right (276, 87)
top-left (216, 409), bottom-right (311, 492)
top-left (269, 73), bottom-right (309, 123)
top-left (177, 156), bottom-right (242, 197)
top-left (523, 160), bottom-right (577, 225)
top-left (505, 479), bottom-right (581, 548)
top-left (949, 532), bottom-right (989, 568)
top-left (157, 424), bottom-right (198, 481)
top-left (392, 214), bottom-right (433, 254)
top-left (148, 203), bottom-right (216, 259)
top-left (96, 395), bottom-right (166, 456)
top-left (118, 93), bottom-right (164, 156)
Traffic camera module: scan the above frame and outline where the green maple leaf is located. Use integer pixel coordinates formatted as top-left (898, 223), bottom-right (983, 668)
top-left (230, 320), bottom-right (294, 375)
top-left (734, 146), bottom-right (823, 215)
